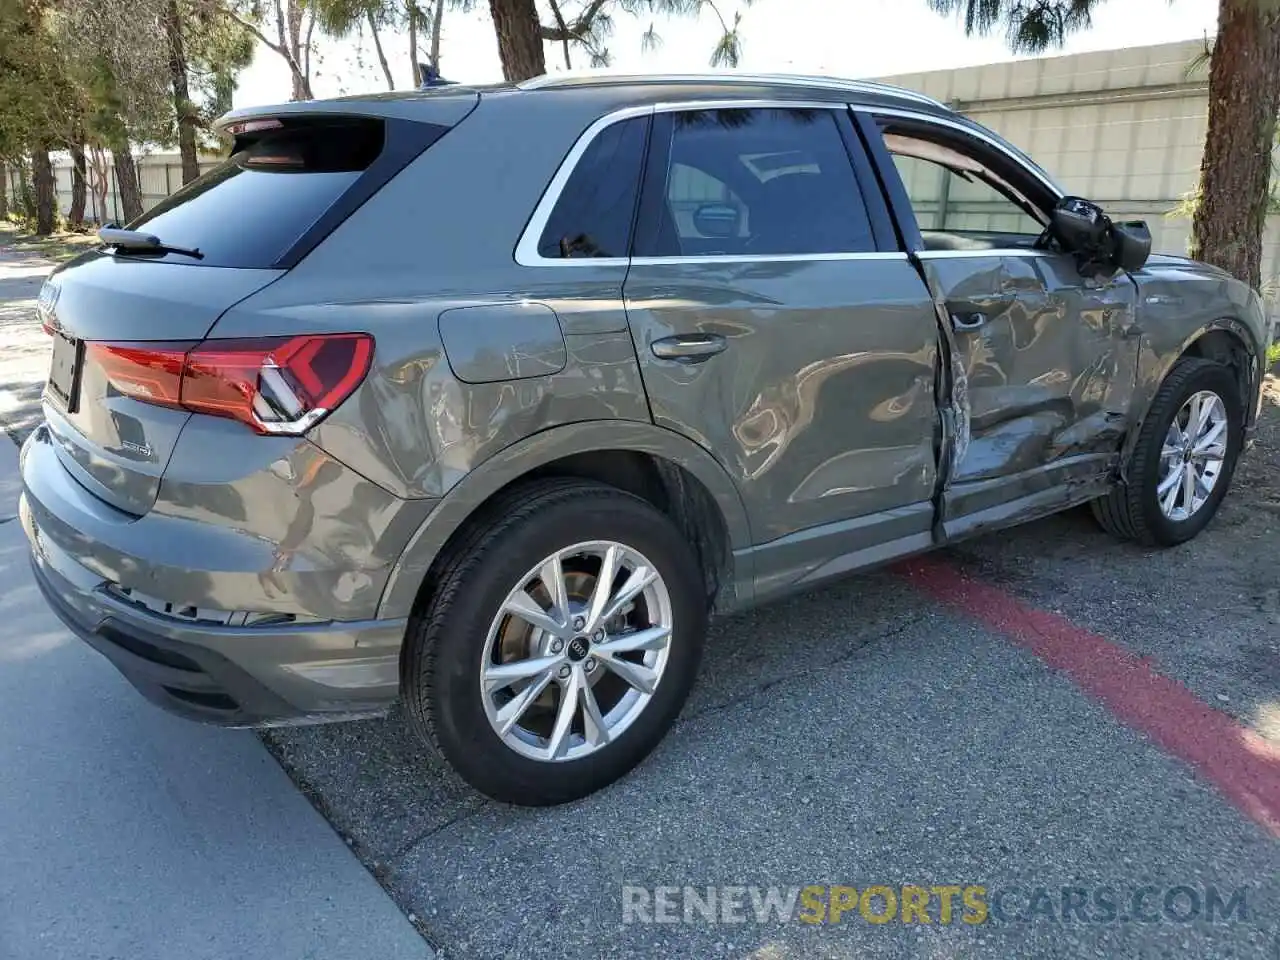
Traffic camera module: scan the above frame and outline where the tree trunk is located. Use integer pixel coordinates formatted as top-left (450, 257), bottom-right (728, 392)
top-left (367, 11), bottom-right (395, 89)
top-left (164, 0), bottom-right (201, 184)
top-left (69, 138), bottom-right (87, 227)
top-left (112, 147), bottom-right (144, 223)
top-left (488, 0), bottom-right (545, 81)
top-left (407, 0), bottom-right (419, 83)
top-left (31, 146), bottom-right (56, 236)
top-left (1190, 0), bottom-right (1280, 289)
top-left (430, 0), bottom-right (444, 70)
top-left (0, 167), bottom-right (8, 221)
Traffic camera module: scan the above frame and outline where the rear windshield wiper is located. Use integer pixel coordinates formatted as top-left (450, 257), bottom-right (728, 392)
top-left (99, 227), bottom-right (204, 261)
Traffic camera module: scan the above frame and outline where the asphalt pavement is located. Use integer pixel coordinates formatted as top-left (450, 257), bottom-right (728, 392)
top-left (0, 284), bottom-right (431, 959)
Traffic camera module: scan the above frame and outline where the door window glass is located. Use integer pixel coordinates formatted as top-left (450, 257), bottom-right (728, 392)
top-left (637, 107), bottom-right (876, 257)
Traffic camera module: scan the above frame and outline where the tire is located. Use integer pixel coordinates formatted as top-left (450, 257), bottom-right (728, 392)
top-left (402, 478), bottom-right (707, 805)
top-left (1091, 357), bottom-right (1244, 546)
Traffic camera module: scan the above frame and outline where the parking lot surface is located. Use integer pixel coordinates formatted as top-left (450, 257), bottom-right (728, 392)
top-left (2, 236), bottom-right (1277, 959)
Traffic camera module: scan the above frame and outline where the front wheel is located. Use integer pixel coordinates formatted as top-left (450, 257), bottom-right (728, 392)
top-left (1092, 357), bottom-right (1244, 546)
top-left (403, 479), bottom-right (707, 805)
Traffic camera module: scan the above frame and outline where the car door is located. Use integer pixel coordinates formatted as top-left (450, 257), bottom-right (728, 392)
top-left (857, 110), bottom-right (1141, 538)
top-left (621, 102), bottom-right (944, 598)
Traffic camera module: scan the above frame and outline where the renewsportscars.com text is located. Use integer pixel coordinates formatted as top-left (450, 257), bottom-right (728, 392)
top-left (621, 884), bottom-right (1249, 926)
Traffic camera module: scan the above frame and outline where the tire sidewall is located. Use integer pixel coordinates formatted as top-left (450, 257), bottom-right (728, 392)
top-left (1134, 362), bottom-right (1244, 545)
top-left (424, 491), bottom-right (707, 804)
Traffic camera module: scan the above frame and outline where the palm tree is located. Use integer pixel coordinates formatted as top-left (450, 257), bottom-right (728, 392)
top-left (927, 0), bottom-right (1280, 290)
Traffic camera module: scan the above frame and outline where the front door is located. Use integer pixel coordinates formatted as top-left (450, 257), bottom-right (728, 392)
top-left (621, 104), bottom-right (944, 596)
top-left (862, 111), bottom-right (1141, 538)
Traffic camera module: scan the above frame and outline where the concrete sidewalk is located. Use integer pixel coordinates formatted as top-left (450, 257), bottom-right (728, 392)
top-left (0, 436), bottom-right (431, 960)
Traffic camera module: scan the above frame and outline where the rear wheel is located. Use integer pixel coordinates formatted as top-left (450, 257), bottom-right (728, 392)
top-left (1092, 357), bottom-right (1244, 546)
top-left (403, 479), bottom-right (707, 805)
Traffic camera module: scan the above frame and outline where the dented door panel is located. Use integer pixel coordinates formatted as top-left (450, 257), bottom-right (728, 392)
top-left (623, 257), bottom-right (941, 555)
top-left (919, 252), bottom-right (1139, 528)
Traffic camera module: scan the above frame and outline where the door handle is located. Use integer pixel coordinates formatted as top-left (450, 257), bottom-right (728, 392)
top-left (651, 333), bottom-right (728, 363)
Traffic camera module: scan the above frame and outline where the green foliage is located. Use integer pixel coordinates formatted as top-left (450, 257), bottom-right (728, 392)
top-left (0, 0), bottom-right (79, 157)
top-left (926, 0), bottom-right (1095, 53)
top-left (562, 0), bottom-right (754, 69)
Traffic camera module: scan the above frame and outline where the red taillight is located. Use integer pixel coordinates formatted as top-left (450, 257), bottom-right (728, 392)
top-left (87, 334), bottom-right (373, 435)
top-left (89, 342), bottom-right (187, 407)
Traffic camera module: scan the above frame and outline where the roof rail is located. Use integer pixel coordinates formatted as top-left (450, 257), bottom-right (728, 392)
top-left (516, 71), bottom-right (948, 110)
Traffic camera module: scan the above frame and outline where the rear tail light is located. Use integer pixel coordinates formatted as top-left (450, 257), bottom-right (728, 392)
top-left (87, 334), bottom-right (373, 435)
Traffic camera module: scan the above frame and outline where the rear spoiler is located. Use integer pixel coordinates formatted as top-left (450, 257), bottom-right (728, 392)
top-left (214, 89), bottom-right (479, 137)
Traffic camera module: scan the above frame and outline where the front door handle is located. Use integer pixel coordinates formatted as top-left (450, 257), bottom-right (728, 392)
top-left (651, 333), bottom-right (728, 363)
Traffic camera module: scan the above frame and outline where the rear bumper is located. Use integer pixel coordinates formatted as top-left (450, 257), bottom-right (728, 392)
top-left (19, 427), bottom-right (412, 727)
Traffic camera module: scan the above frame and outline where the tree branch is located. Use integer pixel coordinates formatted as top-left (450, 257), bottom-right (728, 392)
top-left (540, 0), bottom-right (608, 42)
top-left (217, 5), bottom-right (288, 58)
top-left (703, 0), bottom-right (730, 34)
top-left (547, 0), bottom-right (573, 67)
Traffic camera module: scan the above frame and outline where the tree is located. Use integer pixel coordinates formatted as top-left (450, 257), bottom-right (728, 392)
top-left (926, 0), bottom-right (1280, 290)
top-left (485, 0), bottom-right (754, 83)
top-left (0, 0), bottom-right (78, 234)
top-left (164, 0), bottom-right (202, 182)
top-left (212, 0), bottom-right (318, 99)
top-left (313, 0), bottom-right (399, 89)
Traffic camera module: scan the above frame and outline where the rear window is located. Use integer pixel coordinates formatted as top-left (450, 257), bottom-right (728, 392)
top-left (125, 119), bottom-right (387, 269)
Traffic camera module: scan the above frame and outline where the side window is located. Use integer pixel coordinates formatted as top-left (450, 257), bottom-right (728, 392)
top-left (882, 130), bottom-right (1045, 243)
top-left (636, 107), bottom-right (876, 258)
top-left (537, 116), bottom-right (648, 259)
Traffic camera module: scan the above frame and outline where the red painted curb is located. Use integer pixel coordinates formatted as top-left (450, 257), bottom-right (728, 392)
top-left (898, 555), bottom-right (1280, 837)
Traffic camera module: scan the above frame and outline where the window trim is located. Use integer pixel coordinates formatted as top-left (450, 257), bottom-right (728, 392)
top-left (515, 99), bottom-right (895, 267)
top-left (860, 107), bottom-right (1068, 257)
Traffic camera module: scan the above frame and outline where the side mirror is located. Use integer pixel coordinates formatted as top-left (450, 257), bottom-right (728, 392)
top-left (692, 202), bottom-right (741, 240)
top-left (1110, 220), bottom-right (1151, 272)
top-left (1049, 196), bottom-right (1109, 255)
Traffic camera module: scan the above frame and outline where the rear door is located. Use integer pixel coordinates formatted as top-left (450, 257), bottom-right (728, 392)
top-left (40, 112), bottom-right (455, 516)
top-left (621, 102), bottom-right (943, 593)
top-left (857, 110), bottom-right (1140, 537)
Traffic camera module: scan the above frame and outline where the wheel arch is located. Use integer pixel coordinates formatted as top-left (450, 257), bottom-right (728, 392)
top-left (1120, 316), bottom-right (1261, 480)
top-left (376, 421), bottom-right (755, 622)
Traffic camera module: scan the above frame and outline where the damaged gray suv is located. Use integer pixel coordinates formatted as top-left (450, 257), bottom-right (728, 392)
top-left (21, 72), bottom-right (1273, 805)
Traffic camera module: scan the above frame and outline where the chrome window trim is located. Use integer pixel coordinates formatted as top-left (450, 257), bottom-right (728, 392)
top-left (916, 248), bottom-right (1055, 259)
top-left (867, 106), bottom-right (1066, 200)
top-left (516, 99), bottom-right (880, 268)
top-left (629, 252), bottom-right (910, 266)
top-left (516, 72), bottom-right (948, 110)
top-left (514, 103), bottom-right (654, 268)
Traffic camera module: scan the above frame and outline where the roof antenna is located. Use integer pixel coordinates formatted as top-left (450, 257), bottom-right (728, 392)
top-left (418, 63), bottom-right (456, 88)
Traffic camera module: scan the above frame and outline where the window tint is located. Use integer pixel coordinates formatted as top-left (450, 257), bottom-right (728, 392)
top-left (636, 107), bottom-right (875, 258)
top-left (537, 116), bottom-right (648, 259)
top-left (888, 151), bottom-right (1044, 238)
top-left (127, 119), bottom-right (389, 268)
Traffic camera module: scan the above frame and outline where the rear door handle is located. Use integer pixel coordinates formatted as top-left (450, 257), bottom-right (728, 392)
top-left (651, 333), bottom-right (728, 363)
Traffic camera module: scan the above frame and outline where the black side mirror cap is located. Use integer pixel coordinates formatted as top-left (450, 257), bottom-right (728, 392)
top-left (1049, 196), bottom-right (1109, 255)
top-left (1110, 220), bottom-right (1152, 273)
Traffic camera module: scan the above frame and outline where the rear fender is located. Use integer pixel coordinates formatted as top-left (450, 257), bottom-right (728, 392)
top-left (376, 420), bottom-right (754, 619)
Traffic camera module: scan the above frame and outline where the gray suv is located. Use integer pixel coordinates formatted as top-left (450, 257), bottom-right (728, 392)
top-left (21, 73), bottom-right (1272, 805)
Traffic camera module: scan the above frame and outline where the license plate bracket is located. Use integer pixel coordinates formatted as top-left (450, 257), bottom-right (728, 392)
top-left (48, 331), bottom-right (82, 412)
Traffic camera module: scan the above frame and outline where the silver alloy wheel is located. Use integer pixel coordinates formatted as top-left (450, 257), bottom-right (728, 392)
top-left (1157, 389), bottom-right (1228, 522)
top-left (479, 540), bottom-right (673, 762)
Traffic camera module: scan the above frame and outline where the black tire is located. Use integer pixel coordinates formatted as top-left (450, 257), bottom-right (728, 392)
top-left (402, 478), bottom-right (707, 806)
top-left (1091, 357), bottom-right (1244, 546)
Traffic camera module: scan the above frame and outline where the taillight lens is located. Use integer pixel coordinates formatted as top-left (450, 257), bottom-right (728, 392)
top-left (87, 334), bottom-right (373, 435)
